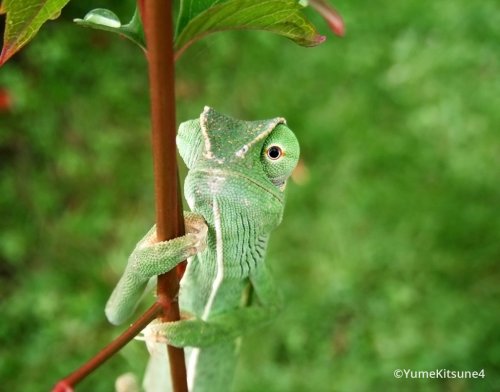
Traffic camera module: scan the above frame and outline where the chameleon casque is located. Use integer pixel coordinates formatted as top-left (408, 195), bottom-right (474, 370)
top-left (105, 107), bottom-right (300, 391)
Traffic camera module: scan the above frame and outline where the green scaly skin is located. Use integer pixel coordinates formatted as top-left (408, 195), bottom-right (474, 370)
top-left (105, 107), bottom-right (300, 392)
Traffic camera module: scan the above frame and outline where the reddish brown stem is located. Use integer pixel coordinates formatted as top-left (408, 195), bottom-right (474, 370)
top-left (142, 1), bottom-right (188, 391)
top-left (53, 2), bottom-right (187, 390)
top-left (52, 303), bottom-right (163, 391)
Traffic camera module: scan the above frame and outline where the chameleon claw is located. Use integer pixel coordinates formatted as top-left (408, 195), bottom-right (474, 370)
top-left (185, 218), bottom-right (208, 253)
top-left (185, 214), bottom-right (208, 235)
top-left (141, 320), bottom-right (171, 355)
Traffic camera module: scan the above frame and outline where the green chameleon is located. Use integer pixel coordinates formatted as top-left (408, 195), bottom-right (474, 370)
top-left (106, 107), bottom-right (300, 392)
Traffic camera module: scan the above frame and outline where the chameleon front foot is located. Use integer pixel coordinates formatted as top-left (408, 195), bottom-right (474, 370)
top-left (105, 212), bottom-right (208, 325)
top-left (129, 214), bottom-right (208, 281)
top-left (140, 318), bottom-right (225, 349)
top-left (134, 212), bottom-right (207, 258)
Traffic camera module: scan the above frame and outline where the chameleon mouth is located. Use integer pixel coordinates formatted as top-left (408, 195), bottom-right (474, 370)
top-left (192, 168), bottom-right (284, 203)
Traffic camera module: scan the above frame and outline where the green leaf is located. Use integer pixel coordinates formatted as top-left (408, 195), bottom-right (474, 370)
top-left (175, 0), bottom-right (325, 58)
top-left (176, 0), bottom-right (225, 36)
top-left (74, 8), bottom-right (146, 51)
top-left (0, 0), bottom-right (70, 66)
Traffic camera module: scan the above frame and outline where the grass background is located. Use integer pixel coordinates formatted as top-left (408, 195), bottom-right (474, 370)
top-left (1, 1), bottom-right (499, 391)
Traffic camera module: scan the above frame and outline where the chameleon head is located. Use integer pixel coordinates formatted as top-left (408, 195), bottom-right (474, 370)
top-left (177, 107), bottom-right (299, 231)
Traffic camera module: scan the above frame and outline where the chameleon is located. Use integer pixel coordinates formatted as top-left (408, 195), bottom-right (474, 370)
top-left (105, 107), bottom-right (300, 392)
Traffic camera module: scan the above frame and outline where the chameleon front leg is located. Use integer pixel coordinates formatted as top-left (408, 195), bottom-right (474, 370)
top-left (105, 212), bottom-right (208, 325)
top-left (143, 263), bottom-right (283, 348)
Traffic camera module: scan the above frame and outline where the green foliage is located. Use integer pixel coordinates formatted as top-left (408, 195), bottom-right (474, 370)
top-left (1, 0), bottom-right (327, 65)
top-left (0, 0), bottom-right (70, 65)
top-left (1, 0), bottom-right (499, 391)
top-left (74, 0), bottom-right (325, 59)
top-left (174, 0), bottom-right (325, 57)
top-left (74, 8), bottom-right (145, 51)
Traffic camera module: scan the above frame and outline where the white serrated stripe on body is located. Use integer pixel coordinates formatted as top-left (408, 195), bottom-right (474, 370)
top-left (202, 197), bottom-right (224, 320)
top-left (188, 197), bottom-right (224, 389)
top-left (187, 348), bottom-right (200, 390)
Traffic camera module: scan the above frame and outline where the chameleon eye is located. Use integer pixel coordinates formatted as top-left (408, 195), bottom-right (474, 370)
top-left (267, 146), bottom-right (282, 160)
top-left (261, 124), bottom-right (299, 189)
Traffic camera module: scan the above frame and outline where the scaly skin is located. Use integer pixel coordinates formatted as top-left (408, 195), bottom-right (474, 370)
top-left (106, 107), bottom-right (300, 392)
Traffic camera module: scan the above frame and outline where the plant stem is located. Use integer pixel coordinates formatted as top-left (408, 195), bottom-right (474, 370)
top-left (52, 303), bottom-right (163, 392)
top-left (142, 1), bottom-right (189, 391)
top-left (53, 2), bottom-right (188, 390)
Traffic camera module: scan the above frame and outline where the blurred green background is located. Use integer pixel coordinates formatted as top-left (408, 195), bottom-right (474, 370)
top-left (1, 1), bottom-right (499, 391)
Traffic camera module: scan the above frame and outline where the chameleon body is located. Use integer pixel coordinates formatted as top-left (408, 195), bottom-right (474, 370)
top-left (105, 107), bottom-right (300, 392)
